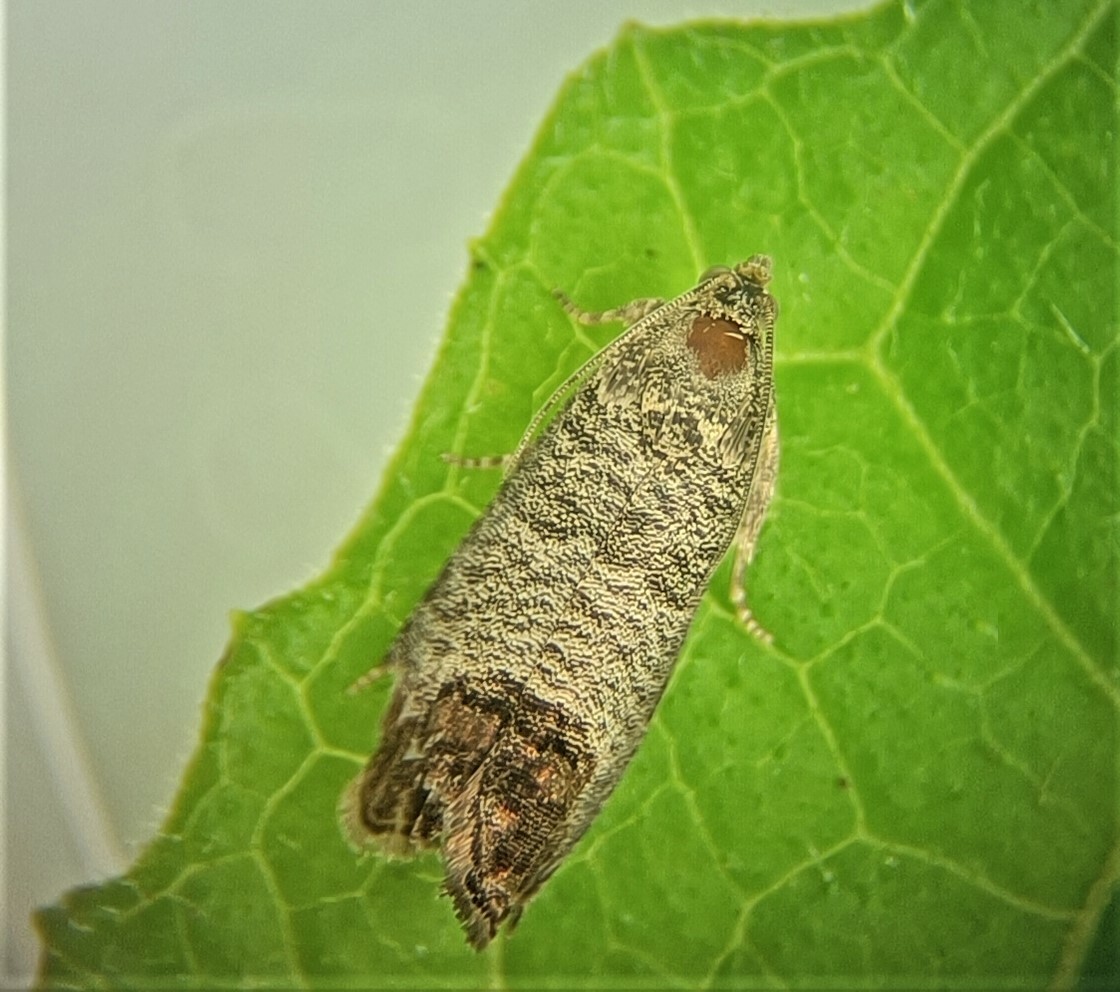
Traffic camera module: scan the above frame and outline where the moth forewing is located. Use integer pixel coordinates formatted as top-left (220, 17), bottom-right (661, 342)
top-left (343, 256), bottom-right (779, 949)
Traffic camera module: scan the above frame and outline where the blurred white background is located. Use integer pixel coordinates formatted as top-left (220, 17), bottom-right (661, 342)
top-left (4, 0), bottom-right (868, 982)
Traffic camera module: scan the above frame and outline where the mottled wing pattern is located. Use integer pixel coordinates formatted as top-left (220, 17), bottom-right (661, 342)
top-left (343, 257), bottom-right (778, 949)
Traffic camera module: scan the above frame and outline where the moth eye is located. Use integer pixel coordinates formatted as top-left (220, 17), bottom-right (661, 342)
top-left (698, 264), bottom-right (733, 284)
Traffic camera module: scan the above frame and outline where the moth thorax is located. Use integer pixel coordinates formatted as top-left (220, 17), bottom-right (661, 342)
top-left (687, 314), bottom-right (748, 379)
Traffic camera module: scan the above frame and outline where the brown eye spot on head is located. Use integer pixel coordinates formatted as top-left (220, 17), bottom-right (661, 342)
top-left (687, 315), bottom-right (748, 379)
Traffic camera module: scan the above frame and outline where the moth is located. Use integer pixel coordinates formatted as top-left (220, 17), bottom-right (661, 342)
top-left (343, 256), bottom-right (779, 949)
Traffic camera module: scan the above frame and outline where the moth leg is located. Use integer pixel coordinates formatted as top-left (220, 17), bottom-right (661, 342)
top-left (730, 404), bottom-right (779, 644)
top-left (346, 624), bottom-right (414, 694)
top-left (443, 284), bottom-right (666, 473)
top-left (553, 289), bottom-right (666, 327)
top-left (346, 659), bottom-right (393, 695)
top-left (440, 450), bottom-right (511, 470)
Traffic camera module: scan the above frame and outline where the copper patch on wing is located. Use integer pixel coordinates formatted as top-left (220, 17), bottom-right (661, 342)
top-left (687, 314), bottom-right (748, 379)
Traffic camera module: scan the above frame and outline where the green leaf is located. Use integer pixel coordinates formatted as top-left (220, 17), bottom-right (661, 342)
top-left (35, 0), bottom-right (1118, 988)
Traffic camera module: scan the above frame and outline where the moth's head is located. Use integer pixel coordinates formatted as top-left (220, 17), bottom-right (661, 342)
top-left (697, 254), bottom-right (778, 324)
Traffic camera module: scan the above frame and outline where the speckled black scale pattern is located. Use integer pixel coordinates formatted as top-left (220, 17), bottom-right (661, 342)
top-left (343, 257), bottom-right (779, 949)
